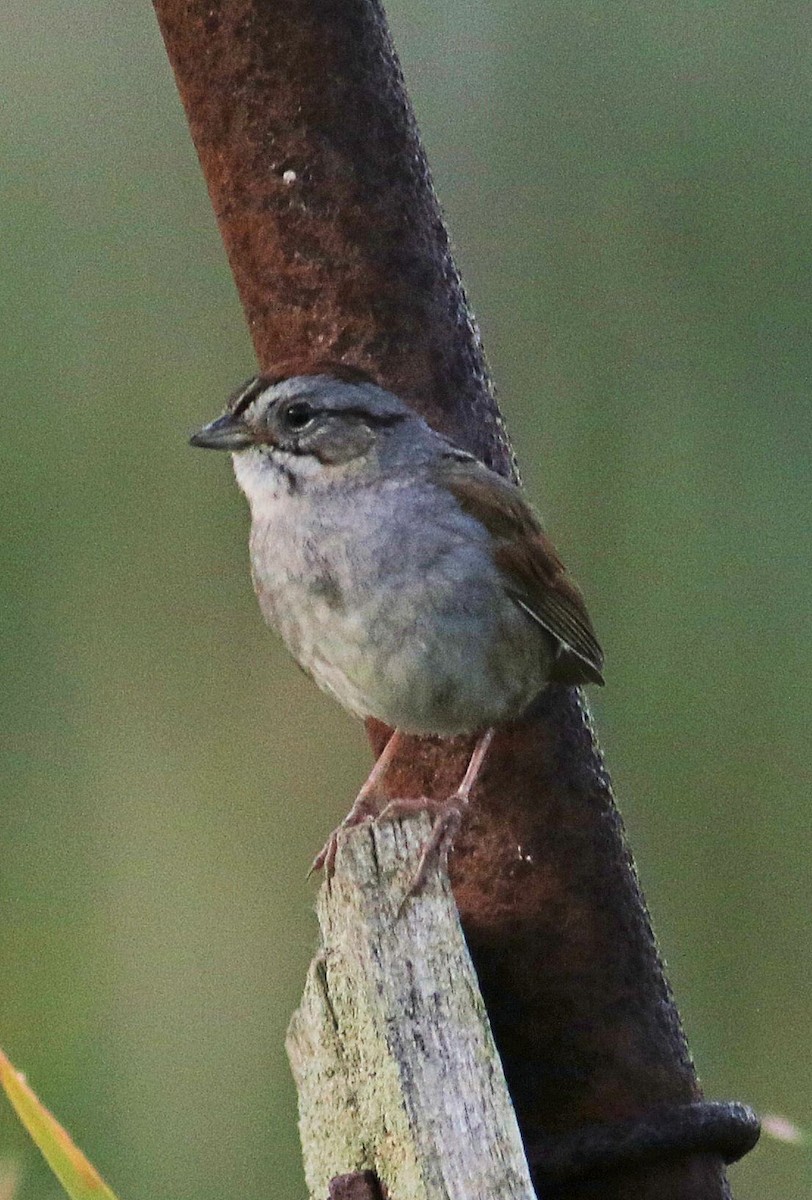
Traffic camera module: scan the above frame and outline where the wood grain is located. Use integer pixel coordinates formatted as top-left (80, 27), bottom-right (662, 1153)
top-left (287, 816), bottom-right (537, 1200)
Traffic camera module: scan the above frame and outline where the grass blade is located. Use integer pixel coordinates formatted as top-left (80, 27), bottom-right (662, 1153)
top-left (0, 1047), bottom-right (121, 1200)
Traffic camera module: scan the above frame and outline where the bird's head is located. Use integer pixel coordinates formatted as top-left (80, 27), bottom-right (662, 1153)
top-left (190, 363), bottom-right (436, 495)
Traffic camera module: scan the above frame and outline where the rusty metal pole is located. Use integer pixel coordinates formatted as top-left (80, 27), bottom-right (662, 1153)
top-left (151, 2), bottom-right (758, 1196)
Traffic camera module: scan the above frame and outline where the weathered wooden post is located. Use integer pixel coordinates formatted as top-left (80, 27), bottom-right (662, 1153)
top-left (287, 818), bottom-right (537, 1200)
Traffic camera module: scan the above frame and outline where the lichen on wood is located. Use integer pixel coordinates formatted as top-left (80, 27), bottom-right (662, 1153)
top-left (286, 816), bottom-right (537, 1200)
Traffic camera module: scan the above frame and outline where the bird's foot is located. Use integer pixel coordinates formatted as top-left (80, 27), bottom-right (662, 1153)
top-left (310, 790), bottom-right (467, 907)
top-left (377, 793), bottom-right (466, 902)
top-left (309, 729), bottom-right (409, 880)
top-left (308, 794), bottom-right (379, 880)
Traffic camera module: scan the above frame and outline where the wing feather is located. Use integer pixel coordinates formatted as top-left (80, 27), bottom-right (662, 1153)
top-left (436, 458), bottom-right (605, 686)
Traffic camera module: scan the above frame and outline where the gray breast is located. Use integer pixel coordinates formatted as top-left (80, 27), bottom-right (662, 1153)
top-left (247, 478), bottom-right (550, 732)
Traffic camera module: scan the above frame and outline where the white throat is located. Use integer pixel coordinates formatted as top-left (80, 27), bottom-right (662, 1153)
top-left (231, 446), bottom-right (327, 516)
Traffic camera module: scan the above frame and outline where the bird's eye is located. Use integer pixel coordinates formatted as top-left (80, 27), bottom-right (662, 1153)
top-left (283, 402), bottom-right (316, 432)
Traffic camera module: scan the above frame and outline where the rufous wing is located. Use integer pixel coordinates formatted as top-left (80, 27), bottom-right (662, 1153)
top-left (436, 457), bottom-right (605, 686)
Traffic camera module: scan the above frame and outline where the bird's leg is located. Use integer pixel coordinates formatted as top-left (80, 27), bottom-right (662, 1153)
top-left (408, 727), bottom-right (495, 894)
top-left (309, 729), bottom-right (405, 878)
top-left (378, 727), bottom-right (496, 900)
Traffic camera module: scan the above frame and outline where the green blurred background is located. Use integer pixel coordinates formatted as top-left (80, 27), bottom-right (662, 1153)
top-left (1, 1), bottom-right (809, 1197)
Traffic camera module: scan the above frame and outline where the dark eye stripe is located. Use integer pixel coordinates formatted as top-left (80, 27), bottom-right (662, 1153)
top-left (280, 404), bottom-right (407, 430)
top-left (324, 406), bottom-right (407, 427)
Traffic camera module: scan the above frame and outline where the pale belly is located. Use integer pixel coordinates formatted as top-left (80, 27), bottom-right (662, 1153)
top-left (249, 517), bottom-right (550, 735)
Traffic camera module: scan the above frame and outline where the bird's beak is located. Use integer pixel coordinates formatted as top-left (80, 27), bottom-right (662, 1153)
top-left (189, 412), bottom-right (255, 451)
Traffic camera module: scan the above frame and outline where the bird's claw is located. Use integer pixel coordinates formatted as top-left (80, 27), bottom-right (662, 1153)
top-left (377, 794), bottom-right (465, 909)
top-left (308, 792), bottom-right (467, 909)
top-left (307, 808), bottom-right (376, 881)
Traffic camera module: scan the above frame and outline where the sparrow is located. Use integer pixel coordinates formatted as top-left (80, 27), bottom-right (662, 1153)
top-left (190, 364), bottom-right (603, 888)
